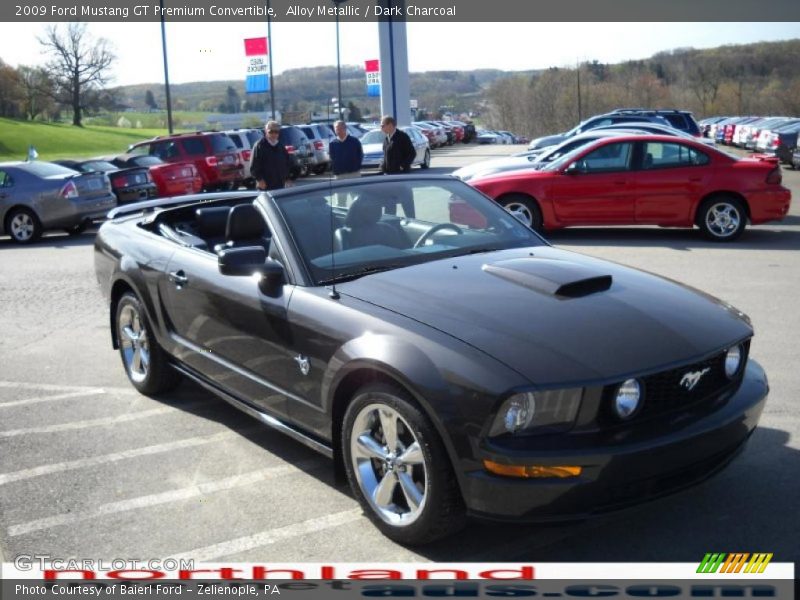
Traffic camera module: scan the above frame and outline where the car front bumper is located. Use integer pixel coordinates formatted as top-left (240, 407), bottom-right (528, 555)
top-left (461, 359), bottom-right (768, 521)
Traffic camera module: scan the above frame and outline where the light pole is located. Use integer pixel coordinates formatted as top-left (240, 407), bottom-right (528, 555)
top-left (267, 0), bottom-right (276, 119)
top-left (159, 0), bottom-right (173, 133)
top-left (332, 0), bottom-right (348, 119)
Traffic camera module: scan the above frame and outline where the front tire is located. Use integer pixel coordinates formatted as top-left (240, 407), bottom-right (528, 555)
top-left (420, 149), bottom-right (431, 169)
top-left (115, 292), bottom-right (180, 395)
top-left (342, 383), bottom-right (465, 545)
top-left (697, 196), bottom-right (747, 242)
top-left (6, 208), bottom-right (42, 244)
top-left (498, 194), bottom-right (543, 232)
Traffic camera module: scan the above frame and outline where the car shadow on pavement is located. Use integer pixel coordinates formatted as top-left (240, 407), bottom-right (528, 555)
top-left (0, 230), bottom-right (99, 250)
top-left (415, 426), bottom-right (798, 563)
top-left (545, 226), bottom-right (800, 252)
top-left (148, 381), bottom-right (798, 562)
top-left (147, 380), bottom-right (341, 484)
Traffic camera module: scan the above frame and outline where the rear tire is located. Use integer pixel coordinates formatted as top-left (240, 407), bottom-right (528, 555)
top-left (342, 383), bottom-right (466, 545)
top-left (498, 194), bottom-right (543, 232)
top-left (6, 207), bottom-right (42, 244)
top-left (64, 221), bottom-right (89, 236)
top-left (420, 149), bottom-right (431, 169)
top-left (697, 196), bottom-right (747, 242)
top-left (115, 292), bottom-right (180, 395)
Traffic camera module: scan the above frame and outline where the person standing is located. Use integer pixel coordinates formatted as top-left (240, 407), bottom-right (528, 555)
top-left (329, 120), bottom-right (363, 180)
top-left (249, 120), bottom-right (293, 191)
top-left (380, 115), bottom-right (416, 174)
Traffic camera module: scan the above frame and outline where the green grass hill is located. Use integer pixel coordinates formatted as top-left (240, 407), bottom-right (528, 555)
top-left (0, 118), bottom-right (175, 162)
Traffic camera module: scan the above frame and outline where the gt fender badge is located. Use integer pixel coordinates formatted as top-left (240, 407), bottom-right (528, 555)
top-left (680, 367), bottom-right (711, 391)
top-left (294, 354), bottom-right (310, 376)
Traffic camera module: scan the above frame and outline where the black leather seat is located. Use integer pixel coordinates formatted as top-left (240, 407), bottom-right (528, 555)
top-left (195, 206), bottom-right (230, 249)
top-left (334, 197), bottom-right (406, 252)
top-left (213, 204), bottom-right (268, 254)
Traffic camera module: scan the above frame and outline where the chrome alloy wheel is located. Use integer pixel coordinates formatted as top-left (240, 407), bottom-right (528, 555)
top-left (10, 212), bottom-right (36, 242)
top-left (350, 403), bottom-right (428, 527)
top-left (504, 201), bottom-right (533, 227)
top-left (705, 201), bottom-right (741, 238)
top-left (118, 303), bottom-right (150, 384)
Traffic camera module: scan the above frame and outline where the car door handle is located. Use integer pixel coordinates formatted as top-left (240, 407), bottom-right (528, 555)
top-left (614, 180), bottom-right (627, 185)
top-left (689, 177), bottom-right (702, 182)
top-left (168, 270), bottom-right (188, 285)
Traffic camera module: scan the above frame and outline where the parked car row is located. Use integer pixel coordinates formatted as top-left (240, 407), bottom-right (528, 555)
top-left (700, 115), bottom-right (800, 167)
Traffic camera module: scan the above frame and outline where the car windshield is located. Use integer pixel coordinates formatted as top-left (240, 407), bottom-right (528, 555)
top-left (209, 135), bottom-right (237, 152)
top-left (273, 179), bottom-right (545, 286)
top-left (80, 161), bottom-right (117, 172)
top-left (361, 130), bottom-right (385, 145)
top-left (22, 162), bottom-right (78, 177)
top-left (129, 156), bottom-right (163, 166)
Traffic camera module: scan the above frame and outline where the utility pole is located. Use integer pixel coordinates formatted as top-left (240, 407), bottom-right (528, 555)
top-left (159, 0), bottom-right (173, 134)
top-left (576, 60), bottom-right (582, 122)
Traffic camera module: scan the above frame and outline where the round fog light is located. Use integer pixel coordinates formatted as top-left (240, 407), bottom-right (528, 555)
top-left (725, 346), bottom-right (742, 378)
top-left (614, 379), bottom-right (641, 419)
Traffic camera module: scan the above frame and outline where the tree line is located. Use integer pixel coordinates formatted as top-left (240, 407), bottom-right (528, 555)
top-left (0, 23), bottom-right (116, 126)
top-left (485, 40), bottom-right (800, 137)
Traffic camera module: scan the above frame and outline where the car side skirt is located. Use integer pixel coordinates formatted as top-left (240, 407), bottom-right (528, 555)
top-left (171, 363), bottom-right (334, 459)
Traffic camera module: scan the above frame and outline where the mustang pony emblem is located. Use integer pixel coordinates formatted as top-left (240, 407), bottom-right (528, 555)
top-left (294, 355), bottom-right (310, 376)
top-left (680, 367), bottom-right (711, 391)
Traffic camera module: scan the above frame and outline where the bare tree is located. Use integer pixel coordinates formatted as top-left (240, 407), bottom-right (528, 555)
top-left (0, 59), bottom-right (23, 118)
top-left (17, 66), bottom-right (54, 120)
top-left (38, 23), bottom-right (115, 126)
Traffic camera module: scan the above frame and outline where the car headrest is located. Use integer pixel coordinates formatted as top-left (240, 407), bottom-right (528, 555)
top-left (195, 207), bottom-right (230, 238)
top-left (226, 204), bottom-right (266, 241)
top-left (345, 197), bottom-right (382, 227)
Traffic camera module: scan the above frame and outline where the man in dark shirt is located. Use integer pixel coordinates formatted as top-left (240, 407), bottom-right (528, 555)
top-left (380, 115), bottom-right (416, 174)
top-left (249, 120), bottom-right (293, 191)
top-left (330, 120), bottom-right (363, 180)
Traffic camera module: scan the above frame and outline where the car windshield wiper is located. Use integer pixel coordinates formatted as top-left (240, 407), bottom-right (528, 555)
top-left (318, 264), bottom-right (404, 285)
top-left (457, 247), bottom-right (501, 256)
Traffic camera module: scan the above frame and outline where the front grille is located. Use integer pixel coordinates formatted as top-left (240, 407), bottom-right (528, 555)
top-left (603, 341), bottom-right (749, 422)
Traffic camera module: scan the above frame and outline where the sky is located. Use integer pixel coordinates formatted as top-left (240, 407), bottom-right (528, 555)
top-left (0, 22), bottom-right (798, 86)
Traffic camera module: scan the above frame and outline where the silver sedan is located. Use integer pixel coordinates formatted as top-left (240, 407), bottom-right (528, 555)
top-left (0, 161), bottom-right (117, 243)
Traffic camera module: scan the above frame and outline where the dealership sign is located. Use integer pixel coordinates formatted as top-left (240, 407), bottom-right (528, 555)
top-left (244, 37), bottom-right (269, 94)
top-left (365, 59), bottom-right (380, 97)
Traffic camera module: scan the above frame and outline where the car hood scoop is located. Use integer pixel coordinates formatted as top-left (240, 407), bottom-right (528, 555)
top-left (482, 258), bottom-right (612, 298)
top-left (341, 247), bottom-right (752, 386)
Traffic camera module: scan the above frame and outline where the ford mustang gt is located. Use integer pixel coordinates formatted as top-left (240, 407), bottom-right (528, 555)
top-left (94, 176), bottom-right (768, 544)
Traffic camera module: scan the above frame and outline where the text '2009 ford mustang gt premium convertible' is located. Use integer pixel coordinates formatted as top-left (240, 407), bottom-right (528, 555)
top-left (94, 176), bottom-right (768, 545)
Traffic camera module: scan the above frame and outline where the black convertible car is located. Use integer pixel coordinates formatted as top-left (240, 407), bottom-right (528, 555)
top-left (94, 176), bottom-right (767, 545)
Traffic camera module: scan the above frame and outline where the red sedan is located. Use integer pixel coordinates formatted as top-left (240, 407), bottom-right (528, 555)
top-left (107, 154), bottom-right (203, 198)
top-left (468, 134), bottom-right (791, 241)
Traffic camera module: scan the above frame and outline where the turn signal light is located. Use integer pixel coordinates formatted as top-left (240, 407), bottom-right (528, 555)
top-left (483, 460), bottom-right (582, 479)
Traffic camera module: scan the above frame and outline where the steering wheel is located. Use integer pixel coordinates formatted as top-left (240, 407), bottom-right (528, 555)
top-left (413, 223), bottom-right (463, 248)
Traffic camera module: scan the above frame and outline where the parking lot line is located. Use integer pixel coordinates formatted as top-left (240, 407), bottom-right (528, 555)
top-left (0, 389), bottom-right (106, 408)
top-left (8, 459), bottom-right (325, 537)
top-left (171, 509), bottom-right (363, 561)
top-left (0, 406), bottom-right (186, 438)
top-left (0, 430), bottom-right (242, 486)
top-left (0, 381), bottom-right (136, 395)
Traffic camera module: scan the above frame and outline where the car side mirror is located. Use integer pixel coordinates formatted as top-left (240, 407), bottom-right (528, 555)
top-left (218, 246), bottom-right (285, 295)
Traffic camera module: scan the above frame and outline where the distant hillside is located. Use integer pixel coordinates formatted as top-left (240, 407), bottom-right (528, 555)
top-left (112, 66), bottom-right (522, 119)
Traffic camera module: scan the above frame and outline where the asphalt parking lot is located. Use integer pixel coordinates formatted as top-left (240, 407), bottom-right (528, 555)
top-left (0, 144), bottom-right (798, 567)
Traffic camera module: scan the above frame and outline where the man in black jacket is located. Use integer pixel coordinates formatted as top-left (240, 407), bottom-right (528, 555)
top-left (249, 120), bottom-right (293, 191)
top-left (380, 115), bottom-right (416, 174)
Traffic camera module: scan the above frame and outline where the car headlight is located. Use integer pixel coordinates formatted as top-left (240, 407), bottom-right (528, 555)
top-left (613, 379), bottom-right (641, 420)
top-left (489, 389), bottom-right (582, 437)
top-left (725, 345), bottom-right (743, 378)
